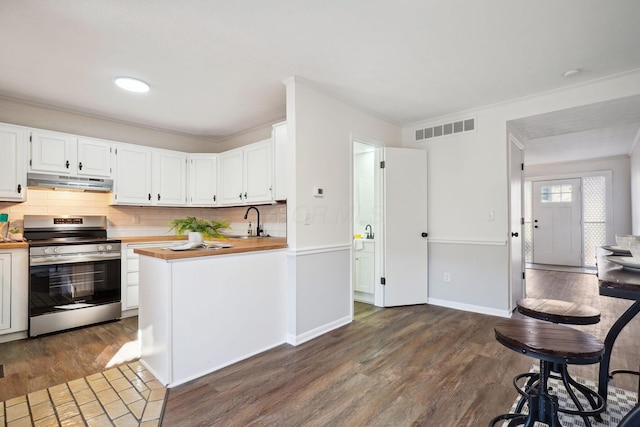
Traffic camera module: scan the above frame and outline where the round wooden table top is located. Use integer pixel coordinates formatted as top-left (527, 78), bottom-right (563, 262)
top-left (516, 298), bottom-right (601, 325)
top-left (495, 318), bottom-right (604, 365)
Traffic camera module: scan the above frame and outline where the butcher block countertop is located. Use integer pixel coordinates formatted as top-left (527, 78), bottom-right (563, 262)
top-left (0, 241), bottom-right (28, 249)
top-left (118, 235), bottom-right (187, 243)
top-left (133, 237), bottom-right (287, 260)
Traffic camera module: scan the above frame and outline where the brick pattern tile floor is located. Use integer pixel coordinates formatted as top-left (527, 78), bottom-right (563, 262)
top-left (0, 362), bottom-right (166, 427)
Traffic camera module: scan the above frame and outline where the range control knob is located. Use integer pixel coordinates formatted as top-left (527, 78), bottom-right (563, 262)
top-left (106, 245), bottom-right (113, 251)
top-left (54, 247), bottom-right (61, 254)
top-left (97, 245), bottom-right (105, 252)
top-left (44, 247), bottom-right (54, 254)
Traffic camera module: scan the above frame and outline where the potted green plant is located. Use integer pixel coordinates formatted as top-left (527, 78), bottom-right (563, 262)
top-left (168, 217), bottom-right (230, 243)
top-left (8, 226), bottom-right (23, 241)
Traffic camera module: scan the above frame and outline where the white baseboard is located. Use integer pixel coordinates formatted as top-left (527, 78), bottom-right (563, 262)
top-left (0, 330), bottom-right (27, 343)
top-left (287, 315), bottom-right (352, 346)
top-left (120, 308), bottom-right (138, 319)
top-left (165, 340), bottom-right (287, 388)
top-left (428, 298), bottom-right (511, 318)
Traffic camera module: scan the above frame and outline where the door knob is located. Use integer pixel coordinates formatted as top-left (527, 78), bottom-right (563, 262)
top-left (511, 232), bottom-right (519, 237)
top-left (421, 232), bottom-right (428, 238)
top-left (534, 225), bottom-right (538, 228)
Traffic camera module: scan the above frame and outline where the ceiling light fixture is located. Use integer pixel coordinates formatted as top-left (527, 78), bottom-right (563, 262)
top-left (114, 76), bottom-right (150, 93)
top-left (562, 69), bottom-right (582, 78)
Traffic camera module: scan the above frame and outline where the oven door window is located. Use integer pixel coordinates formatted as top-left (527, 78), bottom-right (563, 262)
top-left (30, 260), bottom-right (120, 316)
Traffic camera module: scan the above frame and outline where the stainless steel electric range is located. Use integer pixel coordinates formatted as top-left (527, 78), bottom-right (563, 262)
top-left (24, 215), bottom-right (121, 337)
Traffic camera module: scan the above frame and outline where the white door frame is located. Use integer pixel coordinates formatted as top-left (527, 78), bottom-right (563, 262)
top-left (525, 170), bottom-right (613, 266)
top-left (508, 135), bottom-right (525, 310)
top-left (351, 135), bottom-right (384, 307)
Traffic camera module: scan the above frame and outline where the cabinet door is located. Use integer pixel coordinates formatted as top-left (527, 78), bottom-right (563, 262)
top-left (244, 139), bottom-right (273, 203)
top-left (189, 154), bottom-right (218, 206)
top-left (219, 149), bottom-right (245, 205)
top-left (0, 124), bottom-right (26, 201)
top-left (0, 253), bottom-right (10, 331)
top-left (154, 150), bottom-right (187, 206)
top-left (355, 247), bottom-right (375, 293)
top-left (113, 144), bottom-right (152, 205)
top-left (30, 130), bottom-right (77, 174)
top-left (272, 122), bottom-right (287, 201)
top-left (77, 138), bottom-right (112, 178)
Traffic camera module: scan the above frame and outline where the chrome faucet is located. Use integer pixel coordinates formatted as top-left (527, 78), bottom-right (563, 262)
top-left (365, 224), bottom-right (374, 239)
top-left (244, 206), bottom-right (262, 236)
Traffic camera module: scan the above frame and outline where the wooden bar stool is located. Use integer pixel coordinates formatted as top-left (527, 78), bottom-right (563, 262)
top-left (515, 298), bottom-right (603, 423)
top-left (516, 298), bottom-right (601, 326)
top-left (489, 318), bottom-right (605, 427)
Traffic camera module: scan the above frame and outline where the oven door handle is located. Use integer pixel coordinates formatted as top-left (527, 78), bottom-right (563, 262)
top-left (30, 253), bottom-right (121, 265)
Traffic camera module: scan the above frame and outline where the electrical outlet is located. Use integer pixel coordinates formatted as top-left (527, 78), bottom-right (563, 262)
top-left (444, 272), bottom-right (451, 282)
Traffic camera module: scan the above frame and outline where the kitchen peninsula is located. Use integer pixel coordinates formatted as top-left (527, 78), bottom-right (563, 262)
top-left (135, 237), bottom-right (288, 387)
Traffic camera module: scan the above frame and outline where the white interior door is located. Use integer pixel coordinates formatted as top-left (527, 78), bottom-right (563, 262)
top-left (382, 147), bottom-right (428, 307)
top-left (509, 138), bottom-right (524, 309)
top-left (532, 178), bottom-right (582, 266)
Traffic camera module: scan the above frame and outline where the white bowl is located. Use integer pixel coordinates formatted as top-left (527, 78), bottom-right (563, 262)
top-left (630, 242), bottom-right (640, 259)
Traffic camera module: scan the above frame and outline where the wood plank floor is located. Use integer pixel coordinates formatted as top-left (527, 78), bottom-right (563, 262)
top-left (162, 269), bottom-right (640, 426)
top-left (0, 269), bottom-right (638, 425)
top-left (0, 316), bottom-right (138, 402)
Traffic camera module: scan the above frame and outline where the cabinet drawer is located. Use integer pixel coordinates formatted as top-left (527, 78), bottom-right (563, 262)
top-left (127, 271), bottom-right (139, 286)
top-left (127, 258), bottom-right (140, 272)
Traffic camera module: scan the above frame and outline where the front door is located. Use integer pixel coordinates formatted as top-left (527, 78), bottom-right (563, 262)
top-left (382, 147), bottom-right (428, 306)
top-left (532, 178), bottom-right (582, 266)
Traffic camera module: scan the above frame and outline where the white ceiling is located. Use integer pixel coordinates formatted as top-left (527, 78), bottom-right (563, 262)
top-left (1, 1), bottom-right (640, 148)
top-left (510, 95), bottom-right (640, 165)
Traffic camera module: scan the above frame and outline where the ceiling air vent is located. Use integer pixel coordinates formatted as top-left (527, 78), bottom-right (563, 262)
top-left (414, 117), bottom-right (476, 142)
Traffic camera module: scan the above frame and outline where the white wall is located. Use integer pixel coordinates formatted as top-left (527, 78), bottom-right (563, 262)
top-left (285, 78), bottom-right (401, 343)
top-left (216, 122), bottom-right (279, 152)
top-left (403, 69), bottom-right (640, 316)
top-left (0, 96), bottom-right (220, 152)
top-left (525, 155), bottom-right (632, 241)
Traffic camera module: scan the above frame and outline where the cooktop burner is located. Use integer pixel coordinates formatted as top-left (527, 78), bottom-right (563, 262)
top-left (23, 215), bottom-right (119, 246)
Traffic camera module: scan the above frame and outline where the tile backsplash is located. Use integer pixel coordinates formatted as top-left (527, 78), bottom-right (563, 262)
top-left (0, 189), bottom-right (287, 238)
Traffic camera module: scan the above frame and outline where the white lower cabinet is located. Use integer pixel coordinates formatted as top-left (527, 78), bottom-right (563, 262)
top-left (121, 242), bottom-right (173, 312)
top-left (0, 249), bottom-right (28, 338)
top-left (0, 254), bottom-right (11, 331)
top-left (354, 240), bottom-right (375, 294)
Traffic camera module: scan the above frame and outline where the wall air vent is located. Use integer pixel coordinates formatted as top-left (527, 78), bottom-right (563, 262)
top-left (414, 117), bottom-right (476, 142)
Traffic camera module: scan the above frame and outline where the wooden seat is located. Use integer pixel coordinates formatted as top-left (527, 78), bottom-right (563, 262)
top-left (489, 318), bottom-right (605, 427)
top-left (516, 298), bottom-right (600, 325)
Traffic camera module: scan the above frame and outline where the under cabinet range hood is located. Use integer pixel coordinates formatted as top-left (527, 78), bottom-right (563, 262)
top-left (27, 173), bottom-right (113, 193)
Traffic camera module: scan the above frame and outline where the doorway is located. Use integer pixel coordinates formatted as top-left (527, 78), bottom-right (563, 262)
top-left (532, 178), bottom-right (583, 266)
top-left (353, 141), bottom-right (378, 305)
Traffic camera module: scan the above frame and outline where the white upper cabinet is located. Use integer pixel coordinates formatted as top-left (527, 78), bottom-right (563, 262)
top-left (244, 139), bottom-right (273, 204)
top-left (153, 149), bottom-right (187, 206)
top-left (30, 130), bottom-right (77, 175)
top-left (113, 144), bottom-right (187, 206)
top-left (219, 139), bottom-right (273, 205)
top-left (272, 121), bottom-right (287, 201)
top-left (189, 154), bottom-right (218, 206)
top-left (0, 124), bottom-right (27, 201)
top-left (77, 137), bottom-right (112, 177)
top-left (113, 143), bottom-right (153, 205)
top-left (30, 130), bottom-right (112, 178)
top-left (219, 149), bottom-right (245, 205)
